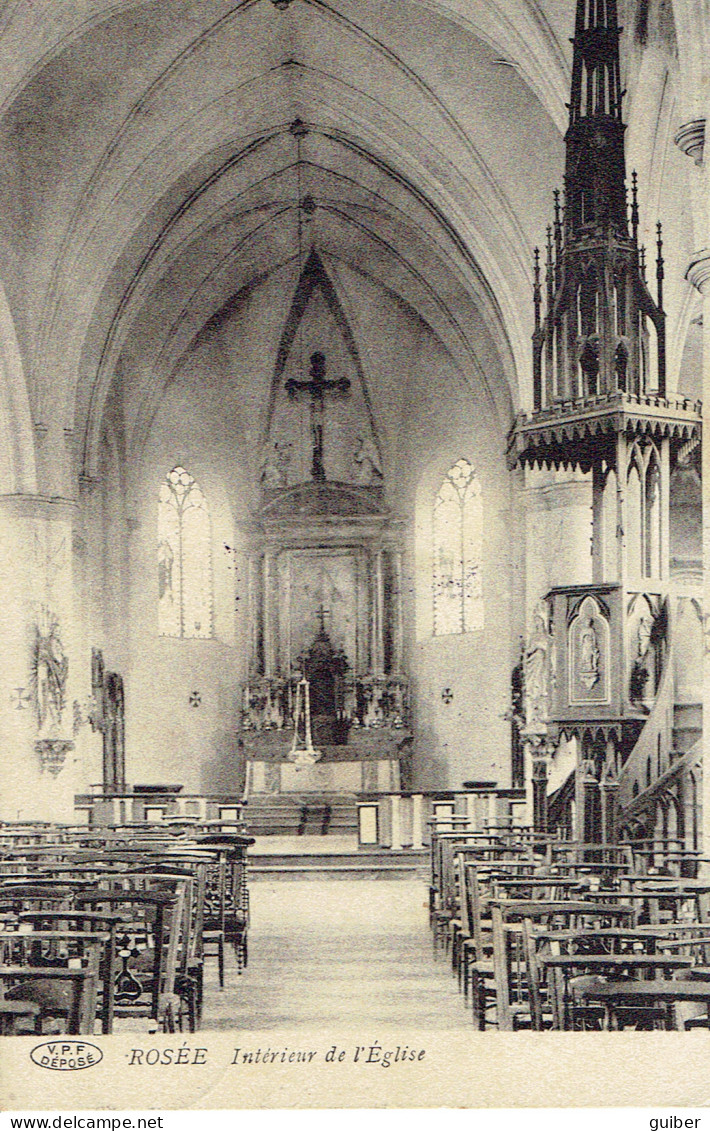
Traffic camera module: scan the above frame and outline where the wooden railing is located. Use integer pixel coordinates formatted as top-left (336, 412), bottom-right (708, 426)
top-left (357, 787), bottom-right (527, 851)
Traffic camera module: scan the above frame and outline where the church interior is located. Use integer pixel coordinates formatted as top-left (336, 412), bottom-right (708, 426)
top-left (0, 0), bottom-right (708, 1035)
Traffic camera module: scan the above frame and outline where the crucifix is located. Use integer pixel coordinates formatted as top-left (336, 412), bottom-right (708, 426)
top-left (314, 603), bottom-right (331, 633)
top-left (285, 351), bottom-right (350, 482)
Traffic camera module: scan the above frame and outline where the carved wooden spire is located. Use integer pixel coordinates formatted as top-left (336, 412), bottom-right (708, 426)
top-left (523, 0), bottom-right (668, 415)
top-left (565, 0), bottom-right (627, 239)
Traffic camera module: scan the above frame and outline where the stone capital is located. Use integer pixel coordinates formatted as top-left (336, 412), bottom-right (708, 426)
top-left (675, 119), bottom-right (705, 166)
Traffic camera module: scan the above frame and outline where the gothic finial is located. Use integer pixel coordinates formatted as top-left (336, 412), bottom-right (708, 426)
top-left (533, 248), bottom-right (542, 329)
top-left (639, 246), bottom-right (646, 277)
top-left (553, 190), bottom-right (563, 283)
top-left (630, 170), bottom-right (639, 243)
top-left (545, 226), bottom-right (554, 307)
top-left (656, 220), bottom-right (664, 310)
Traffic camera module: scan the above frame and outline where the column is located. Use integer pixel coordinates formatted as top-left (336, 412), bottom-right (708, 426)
top-left (411, 794), bottom-right (424, 850)
top-left (600, 777), bottom-right (620, 846)
top-left (615, 431), bottom-right (628, 586)
top-left (676, 110), bottom-right (707, 869)
top-left (390, 793), bottom-right (402, 852)
top-left (76, 474), bottom-right (105, 795)
top-left (262, 550), bottom-right (277, 677)
top-left (531, 752), bottom-right (549, 834)
top-left (355, 550), bottom-right (369, 674)
top-left (591, 462), bottom-right (605, 584)
top-left (580, 757), bottom-right (601, 845)
top-left (391, 549), bottom-right (404, 674)
top-left (465, 792), bottom-right (477, 831)
top-left (246, 553), bottom-right (260, 674)
top-left (370, 548), bottom-right (384, 675)
top-left (658, 434), bottom-right (671, 585)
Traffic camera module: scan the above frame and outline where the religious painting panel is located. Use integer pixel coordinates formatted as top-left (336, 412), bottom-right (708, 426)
top-left (284, 550), bottom-right (359, 673)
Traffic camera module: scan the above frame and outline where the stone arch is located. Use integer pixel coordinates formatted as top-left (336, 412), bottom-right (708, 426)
top-left (0, 280), bottom-right (36, 494)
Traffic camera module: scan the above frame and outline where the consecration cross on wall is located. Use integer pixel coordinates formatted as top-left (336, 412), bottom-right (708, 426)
top-left (285, 351), bottom-right (351, 482)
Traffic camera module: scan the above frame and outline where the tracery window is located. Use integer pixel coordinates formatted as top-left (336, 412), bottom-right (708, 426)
top-left (432, 458), bottom-right (483, 635)
top-left (157, 466), bottom-right (212, 638)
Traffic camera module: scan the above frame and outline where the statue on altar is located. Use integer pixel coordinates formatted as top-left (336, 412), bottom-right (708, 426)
top-left (353, 435), bottom-right (383, 485)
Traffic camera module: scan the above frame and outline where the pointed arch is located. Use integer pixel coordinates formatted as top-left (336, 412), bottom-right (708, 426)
top-left (0, 280), bottom-right (36, 494)
top-left (626, 451), bottom-right (643, 577)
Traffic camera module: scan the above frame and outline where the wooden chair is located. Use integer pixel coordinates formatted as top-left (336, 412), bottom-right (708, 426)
top-left (18, 909), bottom-right (128, 1034)
top-left (486, 899), bottom-right (636, 1030)
top-left (75, 888), bottom-right (185, 1032)
top-left (0, 932), bottom-right (103, 1034)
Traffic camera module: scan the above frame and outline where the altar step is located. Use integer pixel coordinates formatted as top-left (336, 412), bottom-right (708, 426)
top-left (244, 793), bottom-right (359, 838)
top-left (249, 846), bottom-right (428, 882)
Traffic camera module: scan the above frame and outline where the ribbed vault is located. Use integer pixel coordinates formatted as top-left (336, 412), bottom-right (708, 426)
top-left (0, 0), bottom-right (700, 491)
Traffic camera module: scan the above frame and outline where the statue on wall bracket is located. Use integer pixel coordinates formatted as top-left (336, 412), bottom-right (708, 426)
top-left (31, 607), bottom-right (68, 734)
top-left (523, 601), bottom-right (552, 728)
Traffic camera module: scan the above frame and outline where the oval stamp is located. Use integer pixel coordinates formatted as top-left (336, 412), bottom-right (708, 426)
top-left (30, 1041), bottom-right (103, 1071)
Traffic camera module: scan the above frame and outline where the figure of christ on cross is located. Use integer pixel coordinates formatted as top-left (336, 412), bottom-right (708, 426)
top-left (285, 351), bottom-right (351, 482)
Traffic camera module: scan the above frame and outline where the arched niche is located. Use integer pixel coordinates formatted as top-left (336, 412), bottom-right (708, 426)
top-left (568, 594), bottom-right (610, 706)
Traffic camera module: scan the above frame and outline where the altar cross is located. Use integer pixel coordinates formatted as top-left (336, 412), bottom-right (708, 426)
top-left (285, 351), bottom-right (350, 482)
top-left (314, 604), bottom-right (331, 632)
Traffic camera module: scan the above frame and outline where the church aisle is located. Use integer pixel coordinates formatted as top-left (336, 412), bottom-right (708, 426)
top-left (202, 879), bottom-right (467, 1030)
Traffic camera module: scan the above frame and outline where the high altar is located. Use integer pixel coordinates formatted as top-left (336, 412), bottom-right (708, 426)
top-left (240, 265), bottom-right (411, 796)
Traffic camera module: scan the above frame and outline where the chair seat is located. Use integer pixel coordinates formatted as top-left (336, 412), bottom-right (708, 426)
top-left (6, 979), bottom-right (75, 1015)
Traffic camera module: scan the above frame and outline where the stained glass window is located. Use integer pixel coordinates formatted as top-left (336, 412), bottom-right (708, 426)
top-left (433, 458), bottom-right (483, 635)
top-left (158, 467), bottom-right (212, 638)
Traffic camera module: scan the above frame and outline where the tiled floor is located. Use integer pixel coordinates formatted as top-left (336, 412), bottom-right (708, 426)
top-left (202, 879), bottom-right (467, 1030)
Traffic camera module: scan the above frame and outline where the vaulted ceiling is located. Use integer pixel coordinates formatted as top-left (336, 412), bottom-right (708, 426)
top-left (0, 0), bottom-right (699, 488)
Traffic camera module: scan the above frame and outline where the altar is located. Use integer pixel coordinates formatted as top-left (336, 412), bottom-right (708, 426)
top-left (247, 757), bottom-right (401, 796)
top-left (239, 320), bottom-right (411, 798)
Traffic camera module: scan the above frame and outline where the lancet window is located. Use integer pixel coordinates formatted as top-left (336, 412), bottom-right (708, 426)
top-left (157, 466), bottom-right (213, 638)
top-left (432, 458), bottom-right (483, 635)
